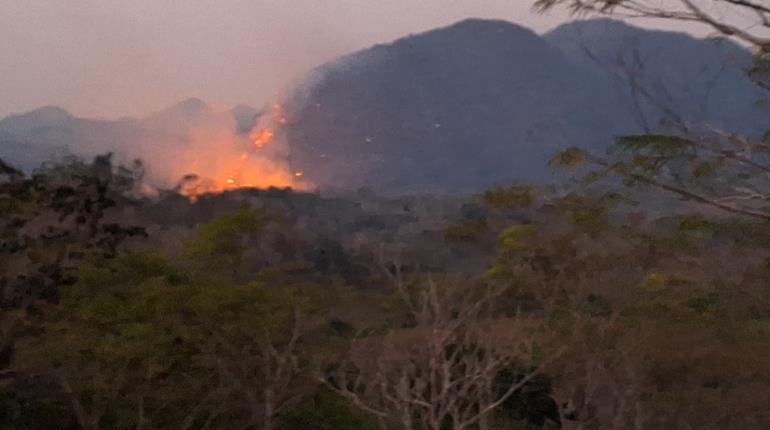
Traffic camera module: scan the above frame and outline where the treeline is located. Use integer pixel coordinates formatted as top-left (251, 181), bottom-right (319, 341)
top-left (2, 152), bottom-right (770, 429)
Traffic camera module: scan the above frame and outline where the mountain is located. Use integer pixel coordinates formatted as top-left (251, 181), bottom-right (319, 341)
top-left (3, 19), bottom-right (769, 193)
top-left (141, 97), bottom-right (215, 132)
top-left (285, 19), bottom-right (634, 193)
top-left (0, 99), bottom-right (260, 180)
top-left (0, 106), bottom-right (76, 169)
top-left (545, 19), bottom-right (770, 135)
top-left (0, 106), bottom-right (73, 136)
top-left (285, 18), bottom-right (770, 192)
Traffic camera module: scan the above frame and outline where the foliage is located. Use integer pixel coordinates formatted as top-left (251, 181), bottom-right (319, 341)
top-left (3, 148), bottom-right (770, 429)
top-left (552, 127), bottom-right (770, 221)
top-left (320, 279), bottom-right (562, 430)
top-left (277, 388), bottom-right (381, 430)
top-left (443, 219), bottom-right (488, 242)
top-left (0, 154), bottom-right (145, 310)
top-left (482, 185), bottom-right (535, 210)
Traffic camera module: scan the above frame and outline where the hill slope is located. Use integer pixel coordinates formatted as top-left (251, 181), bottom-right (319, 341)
top-left (545, 19), bottom-right (769, 135)
top-left (3, 19), bottom-right (768, 193)
top-left (286, 19), bottom-right (636, 192)
top-left (285, 18), bottom-right (769, 192)
top-left (0, 99), bottom-right (260, 185)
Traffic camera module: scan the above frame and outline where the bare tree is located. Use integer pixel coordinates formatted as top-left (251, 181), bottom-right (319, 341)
top-left (319, 279), bottom-right (565, 430)
top-left (191, 308), bottom-right (312, 430)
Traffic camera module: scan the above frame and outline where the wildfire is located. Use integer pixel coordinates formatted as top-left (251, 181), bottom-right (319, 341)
top-left (272, 103), bottom-right (288, 124)
top-left (250, 129), bottom-right (274, 148)
top-left (248, 104), bottom-right (288, 149)
top-left (175, 101), bottom-right (308, 200)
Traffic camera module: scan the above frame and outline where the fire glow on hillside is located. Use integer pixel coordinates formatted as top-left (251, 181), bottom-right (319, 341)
top-left (175, 103), bottom-right (309, 199)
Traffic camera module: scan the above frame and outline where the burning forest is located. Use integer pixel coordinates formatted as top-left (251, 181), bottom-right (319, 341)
top-left (162, 102), bottom-right (310, 200)
top-left (3, 2), bottom-right (770, 430)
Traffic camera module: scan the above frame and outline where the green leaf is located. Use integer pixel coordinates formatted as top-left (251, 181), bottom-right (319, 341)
top-left (679, 215), bottom-right (715, 233)
top-left (691, 161), bottom-right (719, 178)
top-left (549, 147), bottom-right (586, 168)
top-left (685, 292), bottom-right (720, 315)
top-left (482, 184), bottom-right (534, 209)
top-left (444, 219), bottom-right (488, 242)
top-left (617, 134), bottom-right (693, 158)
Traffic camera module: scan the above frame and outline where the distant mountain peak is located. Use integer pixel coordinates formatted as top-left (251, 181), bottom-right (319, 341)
top-left (28, 105), bottom-right (72, 118)
top-left (546, 17), bottom-right (741, 49)
top-left (1, 105), bottom-right (72, 123)
top-left (382, 17), bottom-right (541, 50)
top-left (143, 98), bottom-right (213, 126)
top-left (0, 105), bottom-right (74, 135)
top-left (549, 17), bottom-right (635, 32)
top-left (166, 97), bottom-right (210, 116)
top-left (440, 17), bottom-right (539, 35)
top-left (311, 17), bottom-right (551, 82)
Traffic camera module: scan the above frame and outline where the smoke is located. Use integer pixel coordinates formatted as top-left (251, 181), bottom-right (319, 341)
top-left (1, 1), bottom-right (712, 191)
top-left (0, 1), bottom-right (584, 120)
top-left (92, 100), bottom-right (307, 196)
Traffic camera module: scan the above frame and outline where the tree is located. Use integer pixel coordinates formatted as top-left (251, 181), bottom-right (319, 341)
top-left (0, 154), bottom-right (145, 310)
top-left (484, 191), bottom-right (770, 428)
top-left (551, 133), bottom-right (770, 221)
top-left (181, 204), bottom-right (274, 281)
top-left (0, 155), bottom-right (146, 412)
top-left (6, 203), bottom-right (334, 430)
top-left (320, 278), bottom-right (565, 430)
top-left (180, 279), bottom-right (327, 430)
top-left (535, 0), bottom-right (770, 222)
top-left (9, 252), bottom-right (191, 430)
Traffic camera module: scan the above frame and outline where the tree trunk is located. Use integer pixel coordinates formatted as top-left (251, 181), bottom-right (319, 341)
top-left (57, 374), bottom-right (100, 430)
top-left (262, 387), bottom-right (274, 430)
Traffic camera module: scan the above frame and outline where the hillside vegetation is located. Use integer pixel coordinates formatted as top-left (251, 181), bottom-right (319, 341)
top-left (1, 151), bottom-right (769, 429)
top-left (3, 3), bottom-right (770, 428)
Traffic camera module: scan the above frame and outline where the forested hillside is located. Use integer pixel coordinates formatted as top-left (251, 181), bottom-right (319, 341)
top-left (2, 149), bottom-right (769, 428)
top-left (3, 2), bottom-right (770, 428)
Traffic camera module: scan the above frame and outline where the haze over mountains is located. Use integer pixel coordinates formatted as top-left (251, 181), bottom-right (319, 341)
top-left (2, 18), bottom-right (768, 192)
top-left (0, 98), bottom-right (261, 187)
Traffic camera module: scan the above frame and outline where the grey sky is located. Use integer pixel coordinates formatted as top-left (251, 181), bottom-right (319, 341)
top-left (0, 1), bottom-right (713, 119)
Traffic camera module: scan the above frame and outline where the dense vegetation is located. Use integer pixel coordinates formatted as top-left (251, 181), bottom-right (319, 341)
top-left (3, 3), bottom-right (770, 428)
top-left (1, 141), bottom-right (769, 429)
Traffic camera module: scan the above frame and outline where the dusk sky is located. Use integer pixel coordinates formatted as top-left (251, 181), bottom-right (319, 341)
top-left (0, 1), bottom-right (714, 119)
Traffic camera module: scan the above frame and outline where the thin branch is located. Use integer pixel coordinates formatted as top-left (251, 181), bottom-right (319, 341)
top-left (587, 154), bottom-right (770, 221)
top-left (459, 346), bottom-right (568, 429)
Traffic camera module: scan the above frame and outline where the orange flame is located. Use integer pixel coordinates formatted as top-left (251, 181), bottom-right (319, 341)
top-left (250, 129), bottom-right (275, 149)
top-left (177, 102), bottom-right (308, 201)
top-left (272, 103), bottom-right (288, 124)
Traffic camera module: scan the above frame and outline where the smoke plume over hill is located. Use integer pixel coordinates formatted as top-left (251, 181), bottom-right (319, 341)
top-left (2, 19), bottom-right (768, 193)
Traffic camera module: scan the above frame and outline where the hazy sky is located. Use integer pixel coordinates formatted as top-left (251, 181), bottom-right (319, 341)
top-left (0, 1), bottom-right (712, 119)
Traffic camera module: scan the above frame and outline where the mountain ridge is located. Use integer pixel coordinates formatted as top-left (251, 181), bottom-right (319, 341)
top-left (283, 18), bottom-right (769, 192)
top-left (3, 18), bottom-right (768, 192)
top-left (0, 99), bottom-right (261, 180)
